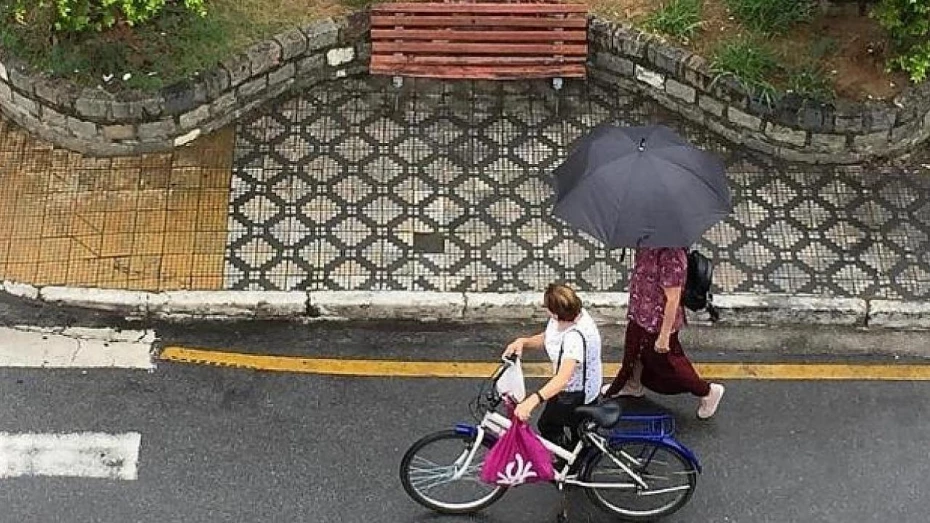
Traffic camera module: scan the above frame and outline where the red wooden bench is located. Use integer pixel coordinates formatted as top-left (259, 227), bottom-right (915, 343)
top-left (369, 2), bottom-right (589, 80)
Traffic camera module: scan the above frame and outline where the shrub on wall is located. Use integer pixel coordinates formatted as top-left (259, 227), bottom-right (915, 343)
top-left (9, 0), bottom-right (206, 33)
top-left (873, 0), bottom-right (930, 82)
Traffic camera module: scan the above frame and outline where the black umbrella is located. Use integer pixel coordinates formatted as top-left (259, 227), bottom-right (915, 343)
top-left (552, 124), bottom-right (732, 248)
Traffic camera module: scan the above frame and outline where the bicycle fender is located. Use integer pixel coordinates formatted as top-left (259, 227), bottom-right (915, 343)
top-left (454, 423), bottom-right (478, 437)
top-left (609, 436), bottom-right (702, 474)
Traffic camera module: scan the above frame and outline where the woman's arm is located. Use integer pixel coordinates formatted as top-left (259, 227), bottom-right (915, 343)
top-left (503, 332), bottom-right (545, 357)
top-left (655, 286), bottom-right (682, 353)
top-left (514, 359), bottom-right (576, 421)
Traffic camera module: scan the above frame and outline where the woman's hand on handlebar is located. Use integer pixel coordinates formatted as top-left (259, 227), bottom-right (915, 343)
top-left (503, 338), bottom-right (525, 359)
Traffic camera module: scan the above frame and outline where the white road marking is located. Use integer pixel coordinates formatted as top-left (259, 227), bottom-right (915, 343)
top-left (0, 432), bottom-right (142, 480)
top-left (0, 327), bottom-right (154, 369)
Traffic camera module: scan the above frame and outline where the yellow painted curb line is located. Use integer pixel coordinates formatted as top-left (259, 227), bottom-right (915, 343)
top-left (160, 346), bottom-right (930, 381)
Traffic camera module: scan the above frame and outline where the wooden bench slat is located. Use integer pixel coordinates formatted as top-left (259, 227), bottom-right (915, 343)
top-left (371, 3), bottom-right (587, 14)
top-left (372, 55), bottom-right (586, 66)
top-left (370, 29), bottom-right (586, 42)
top-left (371, 15), bottom-right (588, 28)
top-left (373, 42), bottom-right (587, 55)
top-left (370, 63), bottom-right (587, 79)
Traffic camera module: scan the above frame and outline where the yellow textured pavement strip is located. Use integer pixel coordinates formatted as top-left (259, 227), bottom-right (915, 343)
top-left (0, 117), bottom-right (233, 291)
top-left (160, 347), bottom-right (930, 381)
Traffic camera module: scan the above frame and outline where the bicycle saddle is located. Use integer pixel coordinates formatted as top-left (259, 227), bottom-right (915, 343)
top-left (575, 401), bottom-right (622, 429)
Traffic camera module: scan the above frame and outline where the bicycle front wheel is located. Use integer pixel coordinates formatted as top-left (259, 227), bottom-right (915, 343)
top-left (582, 440), bottom-right (697, 521)
top-left (399, 429), bottom-right (506, 514)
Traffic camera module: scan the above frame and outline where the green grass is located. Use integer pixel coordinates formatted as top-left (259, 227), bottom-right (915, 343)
top-left (0, 0), bottom-right (346, 91)
top-left (785, 65), bottom-right (835, 101)
top-left (643, 0), bottom-right (704, 41)
top-left (723, 0), bottom-right (814, 35)
top-left (710, 36), bottom-right (780, 103)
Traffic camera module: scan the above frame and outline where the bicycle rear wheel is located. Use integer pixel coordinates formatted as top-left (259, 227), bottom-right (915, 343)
top-left (399, 429), bottom-right (506, 514)
top-left (581, 440), bottom-right (697, 521)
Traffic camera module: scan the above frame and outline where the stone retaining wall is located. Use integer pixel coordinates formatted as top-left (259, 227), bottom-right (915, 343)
top-left (588, 18), bottom-right (930, 164)
top-left (1, 12), bottom-right (928, 163)
top-left (0, 13), bottom-right (370, 156)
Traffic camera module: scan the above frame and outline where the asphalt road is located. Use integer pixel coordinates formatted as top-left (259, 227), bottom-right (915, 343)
top-left (1, 319), bottom-right (929, 523)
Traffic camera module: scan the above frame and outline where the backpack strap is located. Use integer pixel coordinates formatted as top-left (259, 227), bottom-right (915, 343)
top-left (556, 329), bottom-right (587, 396)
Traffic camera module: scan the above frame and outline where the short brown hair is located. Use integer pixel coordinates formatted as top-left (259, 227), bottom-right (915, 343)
top-left (544, 283), bottom-right (582, 321)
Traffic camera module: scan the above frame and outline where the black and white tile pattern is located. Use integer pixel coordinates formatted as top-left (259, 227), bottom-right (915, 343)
top-left (227, 76), bottom-right (930, 299)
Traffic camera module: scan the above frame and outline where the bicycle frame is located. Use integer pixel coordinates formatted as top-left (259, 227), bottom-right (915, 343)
top-left (453, 410), bottom-right (685, 493)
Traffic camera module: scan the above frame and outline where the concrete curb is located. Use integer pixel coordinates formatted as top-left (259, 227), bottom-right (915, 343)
top-left (3, 279), bottom-right (928, 329)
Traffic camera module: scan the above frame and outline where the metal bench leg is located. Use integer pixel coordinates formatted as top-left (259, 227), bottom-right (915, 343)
top-left (392, 76), bottom-right (404, 113)
top-left (552, 77), bottom-right (564, 116)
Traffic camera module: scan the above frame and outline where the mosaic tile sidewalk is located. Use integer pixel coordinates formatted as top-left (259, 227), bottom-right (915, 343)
top-left (2, 76), bottom-right (930, 300)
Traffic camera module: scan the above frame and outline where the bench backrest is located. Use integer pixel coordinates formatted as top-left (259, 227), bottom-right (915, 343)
top-left (370, 2), bottom-right (589, 80)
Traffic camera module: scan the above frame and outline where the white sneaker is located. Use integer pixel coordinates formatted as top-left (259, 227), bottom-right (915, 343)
top-left (697, 383), bottom-right (725, 419)
top-left (601, 382), bottom-right (645, 398)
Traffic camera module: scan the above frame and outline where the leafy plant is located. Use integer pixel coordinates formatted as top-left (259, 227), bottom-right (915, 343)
top-left (710, 36), bottom-right (780, 104)
top-left (10, 0), bottom-right (206, 34)
top-left (723, 0), bottom-right (814, 35)
top-left (643, 0), bottom-right (703, 40)
top-left (872, 0), bottom-right (930, 82)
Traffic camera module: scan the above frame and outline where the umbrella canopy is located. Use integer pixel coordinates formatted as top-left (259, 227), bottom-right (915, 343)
top-left (552, 125), bottom-right (732, 248)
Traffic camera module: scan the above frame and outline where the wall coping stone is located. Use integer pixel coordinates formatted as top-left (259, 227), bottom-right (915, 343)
top-left (587, 19), bottom-right (930, 164)
top-left (0, 15), bottom-right (360, 156)
top-left (0, 13), bottom-right (927, 163)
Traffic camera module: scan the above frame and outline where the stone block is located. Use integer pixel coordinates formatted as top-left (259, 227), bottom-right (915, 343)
top-left (161, 81), bottom-right (197, 115)
top-left (727, 107), bottom-right (762, 131)
top-left (764, 122), bottom-right (807, 146)
top-left (0, 60), bottom-right (7, 82)
top-left (8, 67), bottom-right (34, 95)
top-left (222, 54), bottom-right (252, 88)
top-left (698, 95), bottom-right (724, 117)
top-left (174, 128), bottom-right (202, 147)
top-left (238, 75), bottom-right (267, 99)
top-left (66, 117), bottom-right (98, 138)
top-left (268, 62), bottom-right (296, 86)
top-left (742, 135), bottom-right (778, 156)
top-left (298, 54), bottom-right (326, 75)
top-left (647, 42), bottom-right (690, 76)
top-left (305, 19), bottom-right (340, 51)
top-left (179, 104), bottom-right (211, 129)
top-left (75, 89), bottom-right (110, 119)
top-left (621, 30), bottom-right (651, 59)
top-left (665, 79), bottom-right (696, 103)
top-left (594, 52), bottom-right (634, 77)
top-left (890, 120), bottom-right (921, 145)
top-left (137, 119), bottom-right (177, 140)
top-left (102, 124), bottom-right (136, 141)
top-left (40, 106), bottom-right (69, 127)
top-left (0, 81), bottom-right (10, 103)
top-left (834, 104), bottom-right (863, 133)
top-left (210, 92), bottom-right (237, 116)
top-left (852, 130), bottom-right (890, 151)
top-left (810, 132), bottom-right (847, 152)
top-left (327, 47), bottom-right (355, 67)
top-left (11, 90), bottom-right (37, 116)
top-left (634, 65), bottom-right (664, 89)
top-left (247, 40), bottom-right (282, 76)
top-left (798, 102), bottom-right (825, 131)
top-left (862, 104), bottom-right (896, 131)
top-left (199, 67), bottom-right (230, 101)
top-left (682, 54), bottom-right (712, 92)
top-left (274, 28), bottom-right (308, 61)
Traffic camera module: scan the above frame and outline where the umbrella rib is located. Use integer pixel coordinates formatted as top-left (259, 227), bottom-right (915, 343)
top-left (653, 149), bottom-right (731, 207)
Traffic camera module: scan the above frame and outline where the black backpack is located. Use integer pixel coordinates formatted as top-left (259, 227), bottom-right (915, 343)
top-left (683, 250), bottom-right (720, 322)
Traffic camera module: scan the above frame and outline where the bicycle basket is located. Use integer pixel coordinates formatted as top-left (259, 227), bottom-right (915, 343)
top-left (612, 414), bottom-right (676, 438)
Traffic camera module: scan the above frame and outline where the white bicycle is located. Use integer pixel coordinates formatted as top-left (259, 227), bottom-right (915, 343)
top-left (399, 357), bottom-right (702, 521)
